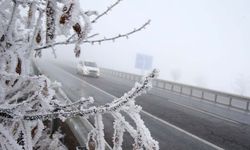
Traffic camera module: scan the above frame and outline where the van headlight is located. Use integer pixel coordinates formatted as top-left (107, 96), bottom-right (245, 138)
top-left (83, 68), bottom-right (89, 74)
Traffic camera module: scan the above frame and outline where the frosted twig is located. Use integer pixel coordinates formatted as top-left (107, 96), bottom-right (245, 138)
top-left (84, 20), bottom-right (151, 44)
top-left (86, 33), bottom-right (99, 39)
top-left (5, 1), bottom-right (17, 37)
top-left (0, 0), bottom-right (158, 149)
top-left (91, 0), bottom-right (123, 23)
top-left (34, 20), bottom-right (150, 51)
top-left (0, 69), bottom-right (157, 121)
top-left (21, 69), bottom-right (158, 121)
top-left (52, 97), bottom-right (94, 110)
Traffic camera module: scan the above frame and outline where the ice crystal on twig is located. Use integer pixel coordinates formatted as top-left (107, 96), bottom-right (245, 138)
top-left (0, 0), bottom-right (158, 149)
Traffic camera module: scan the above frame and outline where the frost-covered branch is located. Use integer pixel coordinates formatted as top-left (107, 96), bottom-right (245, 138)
top-left (6, 0), bottom-right (17, 33)
top-left (84, 20), bottom-right (151, 45)
top-left (0, 69), bottom-right (158, 121)
top-left (12, 69), bottom-right (158, 121)
top-left (91, 0), bottom-right (123, 23)
top-left (0, 69), bottom-right (159, 149)
top-left (34, 20), bottom-right (150, 51)
top-left (0, 0), bottom-right (158, 149)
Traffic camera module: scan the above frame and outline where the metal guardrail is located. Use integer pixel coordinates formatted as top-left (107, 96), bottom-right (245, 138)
top-left (51, 84), bottom-right (112, 150)
top-left (101, 68), bottom-right (250, 112)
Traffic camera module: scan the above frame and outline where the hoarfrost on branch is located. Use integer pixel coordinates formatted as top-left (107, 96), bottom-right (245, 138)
top-left (0, 0), bottom-right (158, 149)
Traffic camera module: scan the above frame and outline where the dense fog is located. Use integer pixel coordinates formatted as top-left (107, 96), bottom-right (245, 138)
top-left (43, 0), bottom-right (250, 97)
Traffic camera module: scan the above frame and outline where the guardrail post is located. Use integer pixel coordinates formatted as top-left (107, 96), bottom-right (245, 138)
top-left (215, 94), bottom-right (218, 102)
top-left (171, 84), bottom-right (174, 91)
top-left (201, 91), bottom-right (204, 99)
top-left (180, 86), bottom-right (183, 94)
top-left (190, 88), bottom-right (193, 96)
top-left (246, 101), bottom-right (250, 111)
top-left (229, 97), bottom-right (232, 106)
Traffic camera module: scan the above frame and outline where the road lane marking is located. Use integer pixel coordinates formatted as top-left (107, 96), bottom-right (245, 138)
top-left (47, 63), bottom-right (224, 150)
top-left (166, 98), bottom-right (240, 125)
top-left (152, 87), bottom-right (242, 125)
top-left (102, 73), bottom-right (242, 125)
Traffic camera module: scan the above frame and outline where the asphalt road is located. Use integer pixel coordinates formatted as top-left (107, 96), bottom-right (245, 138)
top-left (36, 59), bottom-right (250, 150)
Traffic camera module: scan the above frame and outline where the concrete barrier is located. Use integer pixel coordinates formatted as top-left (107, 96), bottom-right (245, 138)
top-left (173, 85), bottom-right (182, 93)
top-left (157, 81), bottom-right (165, 89)
top-left (203, 92), bottom-right (216, 101)
top-left (165, 83), bottom-right (172, 90)
top-left (192, 89), bottom-right (203, 98)
top-left (181, 87), bottom-right (191, 95)
top-left (231, 99), bottom-right (248, 110)
top-left (216, 95), bottom-right (230, 105)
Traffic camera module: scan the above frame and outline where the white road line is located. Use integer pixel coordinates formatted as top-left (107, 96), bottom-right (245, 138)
top-left (95, 72), bottom-right (240, 126)
top-left (106, 73), bottom-right (241, 125)
top-left (166, 98), bottom-right (240, 125)
top-left (153, 88), bottom-right (244, 125)
top-left (108, 74), bottom-right (243, 125)
top-left (48, 64), bottom-right (224, 150)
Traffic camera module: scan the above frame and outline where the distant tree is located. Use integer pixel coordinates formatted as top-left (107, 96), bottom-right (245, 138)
top-left (0, 0), bottom-right (158, 150)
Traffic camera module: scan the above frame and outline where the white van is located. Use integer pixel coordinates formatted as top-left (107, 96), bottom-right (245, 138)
top-left (77, 61), bottom-right (100, 77)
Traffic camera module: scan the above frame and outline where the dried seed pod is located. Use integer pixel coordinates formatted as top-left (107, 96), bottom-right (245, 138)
top-left (73, 23), bottom-right (81, 35)
top-left (36, 30), bottom-right (41, 44)
top-left (59, 3), bottom-right (73, 25)
top-left (59, 14), bottom-right (68, 25)
top-left (16, 58), bottom-right (22, 75)
top-left (31, 126), bottom-right (38, 138)
top-left (0, 35), bottom-right (5, 42)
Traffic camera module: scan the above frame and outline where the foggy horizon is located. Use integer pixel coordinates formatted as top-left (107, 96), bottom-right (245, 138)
top-left (43, 0), bottom-right (250, 97)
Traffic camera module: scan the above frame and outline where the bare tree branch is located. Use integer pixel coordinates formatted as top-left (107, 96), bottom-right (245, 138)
top-left (87, 33), bottom-right (99, 39)
top-left (6, 1), bottom-right (17, 35)
top-left (0, 1), bottom-right (159, 149)
top-left (84, 20), bottom-right (151, 44)
top-left (60, 0), bottom-right (123, 43)
top-left (0, 69), bottom-right (158, 121)
top-left (34, 40), bottom-right (75, 51)
top-left (34, 20), bottom-right (150, 51)
top-left (91, 0), bottom-right (123, 23)
top-left (23, 69), bottom-right (158, 121)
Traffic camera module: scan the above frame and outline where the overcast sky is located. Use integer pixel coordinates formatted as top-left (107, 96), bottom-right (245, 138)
top-left (45, 0), bottom-right (250, 96)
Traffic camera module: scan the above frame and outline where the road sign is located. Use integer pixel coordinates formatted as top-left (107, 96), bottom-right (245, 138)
top-left (135, 53), bottom-right (153, 70)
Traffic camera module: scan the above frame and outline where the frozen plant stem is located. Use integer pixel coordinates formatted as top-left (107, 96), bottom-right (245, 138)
top-left (0, 0), bottom-right (159, 150)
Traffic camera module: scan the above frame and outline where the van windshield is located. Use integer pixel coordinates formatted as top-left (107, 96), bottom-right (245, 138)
top-left (84, 62), bottom-right (97, 67)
